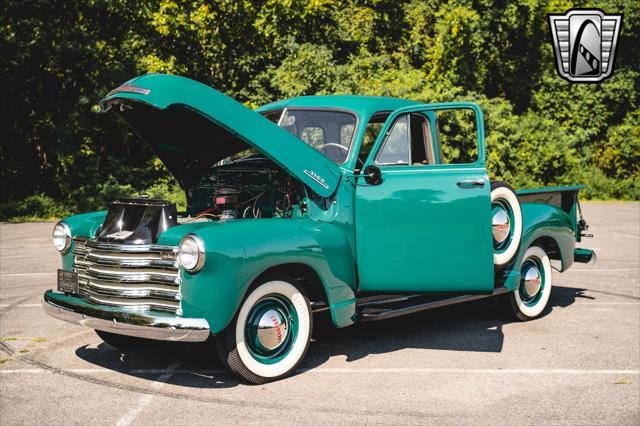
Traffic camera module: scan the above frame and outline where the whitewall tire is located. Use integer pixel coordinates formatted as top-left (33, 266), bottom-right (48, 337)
top-left (491, 182), bottom-right (523, 267)
top-left (216, 277), bottom-right (312, 384)
top-left (508, 246), bottom-right (553, 321)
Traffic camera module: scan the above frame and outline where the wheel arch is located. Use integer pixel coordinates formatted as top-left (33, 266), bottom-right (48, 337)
top-left (531, 235), bottom-right (563, 270)
top-left (250, 262), bottom-right (329, 308)
top-left (500, 202), bottom-right (576, 291)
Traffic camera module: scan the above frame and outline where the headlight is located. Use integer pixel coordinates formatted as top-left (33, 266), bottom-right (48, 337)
top-left (52, 221), bottom-right (71, 253)
top-left (178, 234), bottom-right (205, 273)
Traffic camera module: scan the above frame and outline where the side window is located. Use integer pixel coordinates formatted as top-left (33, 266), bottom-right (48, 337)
top-left (434, 109), bottom-right (478, 164)
top-left (377, 116), bottom-right (410, 165)
top-left (376, 113), bottom-right (433, 166)
top-left (300, 126), bottom-right (325, 149)
top-left (358, 113), bottom-right (389, 165)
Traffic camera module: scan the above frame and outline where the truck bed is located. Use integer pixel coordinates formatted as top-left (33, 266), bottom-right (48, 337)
top-left (516, 185), bottom-right (585, 242)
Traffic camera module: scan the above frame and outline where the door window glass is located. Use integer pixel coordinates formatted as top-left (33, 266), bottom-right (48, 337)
top-left (358, 113), bottom-right (389, 166)
top-left (375, 114), bottom-right (433, 166)
top-left (377, 116), bottom-right (410, 165)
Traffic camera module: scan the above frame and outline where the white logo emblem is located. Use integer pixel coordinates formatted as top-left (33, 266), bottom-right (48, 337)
top-left (303, 169), bottom-right (329, 189)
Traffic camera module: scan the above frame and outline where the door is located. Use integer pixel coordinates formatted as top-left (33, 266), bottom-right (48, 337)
top-left (355, 103), bottom-right (494, 293)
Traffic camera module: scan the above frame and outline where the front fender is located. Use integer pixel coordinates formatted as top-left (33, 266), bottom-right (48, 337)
top-left (502, 203), bottom-right (575, 291)
top-left (59, 211), bottom-right (108, 270)
top-left (161, 219), bottom-right (357, 334)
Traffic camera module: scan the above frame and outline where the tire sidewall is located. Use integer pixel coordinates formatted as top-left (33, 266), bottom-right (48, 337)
top-left (229, 279), bottom-right (312, 382)
top-left (512, 246), bottom-right (552, 319)
top-left (491, 183), bottom-right (523, 266)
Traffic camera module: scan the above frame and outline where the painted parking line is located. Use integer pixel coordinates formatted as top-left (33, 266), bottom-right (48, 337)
top-left (0, 304), bottom-right (42, 308)
top-left (0, 369), bottom-right (225, 374)
top-left (2, 272), bottom-right (56, 277)
top-left (1, 367), bottom-right (638, 375)
top-left (115, 358), bottom-right (184, 426)
top-left (303, 368), bottom-right (640, 375)
top-left (569, 268), bottom-right (640, 272)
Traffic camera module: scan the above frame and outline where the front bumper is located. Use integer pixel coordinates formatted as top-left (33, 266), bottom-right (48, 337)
top-left (43, 290), bottom-right (210, 342)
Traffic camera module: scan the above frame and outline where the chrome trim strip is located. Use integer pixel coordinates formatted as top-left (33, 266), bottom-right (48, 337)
top-left (85, 239), bottom-right (177, 253)
top-left (43, 290), bottom-right (209, 342)
top-left (85, 252), bottom-right (177, 269)
top-left (77, 273), bottom-right (179, 288)
top-left (84, 282), bottom-right (179, 300)
top-left (85, 289), bottom-right (179, 311)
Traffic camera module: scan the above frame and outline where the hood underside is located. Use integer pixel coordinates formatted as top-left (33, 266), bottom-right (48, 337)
top-left (100, 74), bottom-right (341, 198)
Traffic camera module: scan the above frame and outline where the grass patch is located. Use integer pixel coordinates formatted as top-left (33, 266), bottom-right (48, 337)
top-left (614, 379), bottom-right (633, 385)
top-left (18, 348), bottom-right (29, 353)
top-left (0, 357), bottom-right (10, 364)
top-left (0, 337), bottom-right (18, 341)
top-left (31, 337), bottom-right (47, 343)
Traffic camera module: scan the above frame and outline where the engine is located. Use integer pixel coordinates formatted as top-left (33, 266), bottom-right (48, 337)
top-left (187, 159), bottom-right (304, 221)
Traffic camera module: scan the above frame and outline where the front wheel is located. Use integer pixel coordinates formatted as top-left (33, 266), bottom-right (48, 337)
top-left (507, 246), bottom-right (553, 321)
top-left (216, 276), bottom-right (313, 384)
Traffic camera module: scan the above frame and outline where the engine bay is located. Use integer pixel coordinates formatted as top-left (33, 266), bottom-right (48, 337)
top-left (97, 158), bottom-right (313, 245)
top-left (185, 157), bottom-right (307, 222)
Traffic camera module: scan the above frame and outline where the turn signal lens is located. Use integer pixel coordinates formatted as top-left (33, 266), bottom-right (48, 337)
top-left (178, 234), bottom-right (205, 273)
top-left (52, 222), bottom-right (71, 253)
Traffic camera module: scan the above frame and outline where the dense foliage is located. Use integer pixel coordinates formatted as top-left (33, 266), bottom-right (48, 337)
top-left (1, 0), bottom-right (638, 221)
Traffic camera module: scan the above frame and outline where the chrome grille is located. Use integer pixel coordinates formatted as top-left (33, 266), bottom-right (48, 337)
top-left (72, 237), bottom-right (181, 313)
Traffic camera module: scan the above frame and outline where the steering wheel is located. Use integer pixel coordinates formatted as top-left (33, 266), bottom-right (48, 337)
top-left (320, 143), bottom-right (349, 163)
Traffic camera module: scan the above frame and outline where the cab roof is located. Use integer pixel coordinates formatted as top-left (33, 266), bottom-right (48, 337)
top-left (257, 95), bottom-right (421, 119)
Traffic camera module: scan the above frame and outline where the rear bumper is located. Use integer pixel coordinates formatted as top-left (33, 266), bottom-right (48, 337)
top-left (42, 290), bottom-right (210, 342)
top-left (574, 248), bottom-right (597, 264)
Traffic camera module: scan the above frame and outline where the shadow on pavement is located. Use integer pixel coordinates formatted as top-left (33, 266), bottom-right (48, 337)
top-left (74, 285), bottom-right (589, 388)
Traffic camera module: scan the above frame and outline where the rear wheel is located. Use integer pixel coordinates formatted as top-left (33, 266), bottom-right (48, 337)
top-left (507, 246), bottom-right (553, 321)
top-left (95, 330), bottom-right (153, 351)
top-left (216, 276), bottom-right (313, 384)
top-left (491, 181), bottom-right (522, 267)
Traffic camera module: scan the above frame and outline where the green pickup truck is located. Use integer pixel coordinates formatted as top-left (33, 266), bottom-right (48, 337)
top-left (43, 74), bottom-right (596, 384)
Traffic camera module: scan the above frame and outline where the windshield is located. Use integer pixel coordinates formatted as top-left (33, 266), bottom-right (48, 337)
top-left (277, 109), bottom-right (356, 164)
top-left (218, 108), bottom-right (357, 165)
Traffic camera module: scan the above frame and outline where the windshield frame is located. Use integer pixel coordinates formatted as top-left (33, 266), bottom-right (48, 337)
top-left (260, 107), bottom-right (360, 166)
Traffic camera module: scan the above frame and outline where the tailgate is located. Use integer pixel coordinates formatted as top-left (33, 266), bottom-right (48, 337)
top-left (516, 185), bottom-right (588, 242)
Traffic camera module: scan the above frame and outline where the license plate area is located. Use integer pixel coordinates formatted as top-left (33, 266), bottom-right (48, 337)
top-left (57, 269), bottom-right (78, 294)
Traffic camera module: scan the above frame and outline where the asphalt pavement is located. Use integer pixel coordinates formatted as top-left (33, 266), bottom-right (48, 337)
top-left (0, 202), bottom-right (638, 425)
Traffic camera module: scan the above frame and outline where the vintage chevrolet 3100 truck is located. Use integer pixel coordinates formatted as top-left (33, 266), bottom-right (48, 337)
top-left (43, 74), bottom-right (596, 383)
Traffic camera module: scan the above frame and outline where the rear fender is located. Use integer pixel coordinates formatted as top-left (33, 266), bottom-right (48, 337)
top-left (500, 203), bottom-right (575, 291)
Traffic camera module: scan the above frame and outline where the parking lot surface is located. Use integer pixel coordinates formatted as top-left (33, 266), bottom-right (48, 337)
top-left (1, 202), bottom-right (638, 425)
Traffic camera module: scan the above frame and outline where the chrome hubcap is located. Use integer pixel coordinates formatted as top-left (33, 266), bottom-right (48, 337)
top-left (492, 205), bottom-right (511, 244)
top-left (522, 264), bottom-right (542, 298)
top-left (256, 309), bottom-right (288, 351)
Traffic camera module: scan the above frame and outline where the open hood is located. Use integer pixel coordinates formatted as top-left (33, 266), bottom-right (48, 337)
top-left (100, 74), bottom-right (341, 198)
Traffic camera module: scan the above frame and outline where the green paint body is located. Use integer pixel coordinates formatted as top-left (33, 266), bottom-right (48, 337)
top-left (57, 75), bottom-right (586, 334)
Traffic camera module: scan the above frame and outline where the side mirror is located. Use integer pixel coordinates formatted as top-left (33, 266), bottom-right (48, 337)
top-left (363, 165), bottom-right (383, 185)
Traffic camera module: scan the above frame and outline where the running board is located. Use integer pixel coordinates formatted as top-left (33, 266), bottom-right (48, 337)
top-left (358, 287), bottom-right (509, 322)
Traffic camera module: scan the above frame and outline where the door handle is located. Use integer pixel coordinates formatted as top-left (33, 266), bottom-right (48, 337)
top-left (457, 179), bottom-right (485, 188)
